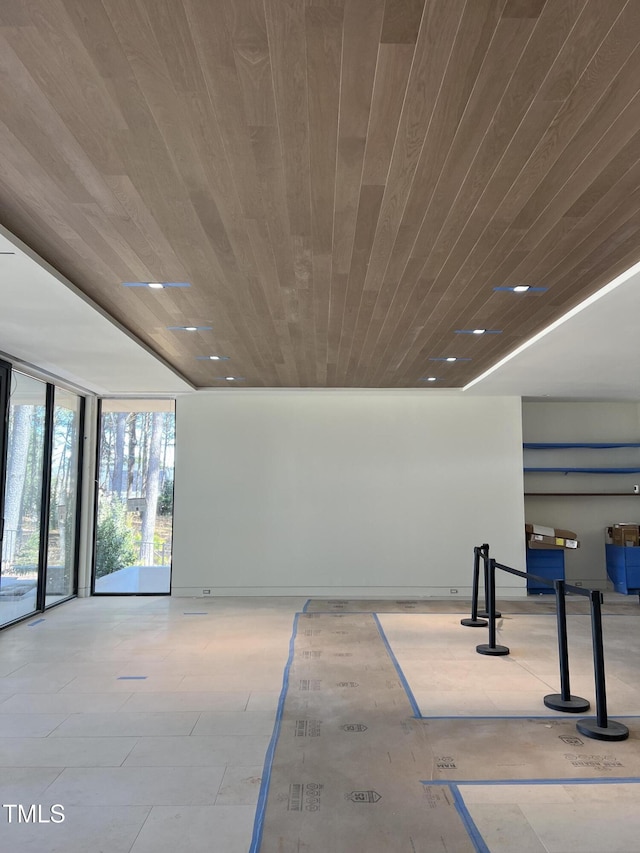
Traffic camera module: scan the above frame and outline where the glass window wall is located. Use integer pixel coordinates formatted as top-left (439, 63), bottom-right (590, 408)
top-left (94, 400), bottom-right (174, 594)
top-left (45, 388), bottom-right (83, 606)
top-left (0, 373), bottom-right (46, 624)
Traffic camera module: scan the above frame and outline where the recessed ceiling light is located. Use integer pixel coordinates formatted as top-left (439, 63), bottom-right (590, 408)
top-left (419, 377), bottom-right (439, 382)
top-left (446, 357), bottom-right (457, 362)
top-left (429, 357), bottom-right (472, 362)
top-left (455, 328), bottom-right (502, 335)
top-left (195, 355), bottom-right (229, 361)
top-left (493, 285), bottom-right (547, 293)
top-left (168, 325), bottom-right (213, 332)
top-left (211, 375), bottom-right (245, 381)
top-left (167, 326), bottom-right (213, 332)
top-left (225, 376), bottom-right (236, 381)
top-left (122, 281), bottom-right (191, 288)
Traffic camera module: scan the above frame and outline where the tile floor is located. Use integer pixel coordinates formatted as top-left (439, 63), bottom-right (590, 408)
top-left (0, 594), bottom-right (638, 852)
top-left (0, 595), bottom-right (304, 853)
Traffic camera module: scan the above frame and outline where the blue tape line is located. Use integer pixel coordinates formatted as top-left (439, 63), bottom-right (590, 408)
top-left (183, 612), bottom-right (208, 615)
top-left (302, 599), bottom-right (311, 613)
top-left (372, 613), bottom-right (421, 718)
top-left (450, 784), bottom-right (491, 853)
top-left (117, 676), bottom-right (148, 680)
top-left (417, 713), bottom-right (640, 721)
top-left (425, 777), bottom-right (640, 787)
top-left (27, 618), bottom-right (45, 626)
top-left (249, 611), bottom-right (299, 853)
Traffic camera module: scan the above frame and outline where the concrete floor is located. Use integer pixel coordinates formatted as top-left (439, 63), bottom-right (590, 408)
top-left (0, 594), bottom-right (638, 852)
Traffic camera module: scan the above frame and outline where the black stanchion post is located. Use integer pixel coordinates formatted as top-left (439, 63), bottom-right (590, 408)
top-left (576, 590), bottom-right (628, 741)
top-left (461, 546), bottom-right (488, 628)
top-left (543, 580), bottom-right (589, 713)
top-left (476, 558), bottom-right (509, 656)
top-left (478, 544), bottom-right (501, 619)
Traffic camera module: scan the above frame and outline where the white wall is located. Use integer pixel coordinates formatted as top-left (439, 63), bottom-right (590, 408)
top-left (172, 391), bottom-right (526, 597)
top-left (523, 401), bottom-right (640, 588)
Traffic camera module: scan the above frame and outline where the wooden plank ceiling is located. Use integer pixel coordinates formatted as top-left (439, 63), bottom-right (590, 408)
top-left (1, 0), bottom-right (640, 388)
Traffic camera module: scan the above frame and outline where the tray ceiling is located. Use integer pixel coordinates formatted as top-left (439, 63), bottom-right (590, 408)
top-left (1, 0), bottom-right (639, 388)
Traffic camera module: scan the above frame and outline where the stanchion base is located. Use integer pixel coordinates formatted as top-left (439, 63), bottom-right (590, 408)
top-left (576, 718), bottom-right (629, 741)
top-left (543, 694), bottom-right (590, 713)
top-left (478, 611), bottom-right (502, 619)
top-left (461, 618), bottom-right (488, 627)
top-left (476, 643), bottom-right (509, 656)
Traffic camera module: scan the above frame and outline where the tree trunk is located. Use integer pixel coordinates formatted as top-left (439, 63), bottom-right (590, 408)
top-left (2, 405), bottom-right (32, 564)
top-left (139, 412), bottom-right (163, 564)
top-left (112, 412), bottom-right (127, 498)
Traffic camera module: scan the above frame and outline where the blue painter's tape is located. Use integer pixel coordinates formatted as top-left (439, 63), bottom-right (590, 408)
top-left (302, 599), bottom-right (311, 613)
top-left (426, 777), bottom-right (640, 787)
top-left (372, 613), bottom-right (421, 718)
top-left (117, 676), bottom-right (148, 680)
top-left (183, 612), bottom-right (208, 615)
top-left (450, 784), bottom-right (491, 853)
top-left (416, 713), bottom-right (640, 721)
top-left (27, 619), bottom-right (45, 626)
top-left (249, 611), bottom-right (300, 853)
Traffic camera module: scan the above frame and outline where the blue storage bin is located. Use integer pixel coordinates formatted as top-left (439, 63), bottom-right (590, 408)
top-left (605, 544), bottom-right (640, 595)
top-left (526, 548), bottom-right (565, 594)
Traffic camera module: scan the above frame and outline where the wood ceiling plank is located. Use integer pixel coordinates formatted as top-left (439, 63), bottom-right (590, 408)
top-left (339, 0), bottom-right (385, 140)
top-left (334, 183), bottom-right (383, 383)
top-left (502, 0), bottom-right (547, 17)
top-left (312, 253), bottom-right (332, 384)
top-left (245, 217), bottom-right (297, 365)
top-left (380, 0), bottom-right (425, 44)
top-left (306, 3), bottom-right (344, 384)
top-left (264, 0), bottom-right (312, 237)
top-left (103, 176), bottom-right (186, 280)
top-left (292, 233), bottom-right (316, 381)
top-left (306, 3), bottom-right (343, 255)
top-left (139, 0), bottom-right (207, 96)
top-left (333, 136), bottom-right (366, 277)
top-left (0, 0), bottom-right (31, 26)
top-left (249, 125), bottom-right (296, 299)
top-left (185, 0), bottom-right (264, 219)
top-left (225, 0), bottom-right (277, 127)
top-left (331, 0), bottom-right (384, 378)
top-left (0, 32), bottom-right (126, 200)
top-left (360, 43), bottom-right (414, 187)
top-left (326, 272), bottom-right (347, 385)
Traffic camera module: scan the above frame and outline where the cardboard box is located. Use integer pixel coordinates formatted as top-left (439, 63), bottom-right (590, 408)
top-left (525, 523), bottom-right (579, 550)
top-left (525, 523), bottom-right (577, 540)
top-left (527, 534), bottom-right (579, 550)
top-left (609, 523), bottom-right (640, 547)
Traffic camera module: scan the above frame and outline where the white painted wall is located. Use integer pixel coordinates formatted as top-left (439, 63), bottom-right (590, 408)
top-left (523, 401), bottom-right (640, 588)
top-left (172, 391), bottom-right (525, 597)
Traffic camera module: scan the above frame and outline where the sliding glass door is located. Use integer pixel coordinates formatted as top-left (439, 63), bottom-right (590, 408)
top-left (0, 366), bottom-right (84, 628)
